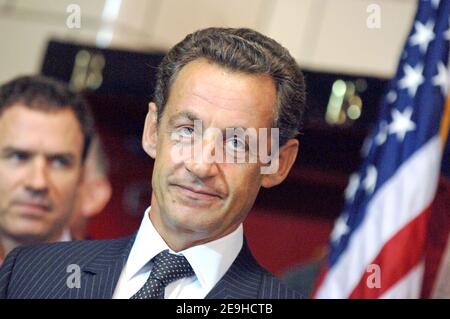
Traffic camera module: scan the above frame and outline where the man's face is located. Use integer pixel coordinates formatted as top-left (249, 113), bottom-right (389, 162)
top-left (146, 59), bottom-right (279, 247)
top-left (0, 105), bottom-right (84, 243)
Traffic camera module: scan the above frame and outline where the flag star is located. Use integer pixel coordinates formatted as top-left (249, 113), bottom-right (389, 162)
top-left (431, 0), bottom-right (440, 9)
top-left (375, 121), bottom-right (389, 145)
top-left (363, 165), bottom-right (377, 194)
top-left (361, 137), bottom-right (372, 157)
top-left (399, 63), bottom-right (424, 97)
top-left (388, 107), bottom-right (416, 141)
top-left (445, 18), bottom-right (450, 40)
top-left (409, 20), bottom-right (435, 53)
top-left (432, 61), bottom-right (449, 96)
top-left (345, 173), bottom-right (360, 201)
top-left (331, 213), bottom-right (350, 243)
top-left (386, 90), bottom-right (397, 103)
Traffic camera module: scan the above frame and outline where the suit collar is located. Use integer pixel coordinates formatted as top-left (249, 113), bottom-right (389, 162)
top-left (65, 234), bottom-right (136, 299)
top-left (82, 234), bottom-right (136, 274)
top-left (205, 239), bottom-right (265, 299)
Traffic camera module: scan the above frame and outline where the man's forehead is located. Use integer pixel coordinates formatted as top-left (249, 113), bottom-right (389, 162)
top-left (173, 59), bottom-right (275, 96)
top-left (0, 103), bottom-right (78, 121)
top-left (164, 59), bottom-right (277, 128)
top-left (0, 105), bottom-right (84, 157)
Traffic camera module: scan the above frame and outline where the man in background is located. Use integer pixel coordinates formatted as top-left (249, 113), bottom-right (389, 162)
top-left (69, 133), bottom-right (112, 240)
top-left (0, 75), bottom-right (95, 263)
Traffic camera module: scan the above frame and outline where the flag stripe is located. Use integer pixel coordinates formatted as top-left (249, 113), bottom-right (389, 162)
top-left (380, 261), bottom-right (425, 299)
top-left (349, 205), bottom-right (431, 298)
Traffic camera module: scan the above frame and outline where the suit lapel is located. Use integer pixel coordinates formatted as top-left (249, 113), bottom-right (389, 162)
top-left (205, 240), bottom-right (264, 299)
top-left (65, 234), bottom-right (135, 299)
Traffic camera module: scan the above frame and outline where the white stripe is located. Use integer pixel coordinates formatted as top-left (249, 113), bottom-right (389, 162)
top-left (316, 136), bottom-right (442, 298)
top-left (380, 261), bottom-right (424, 299)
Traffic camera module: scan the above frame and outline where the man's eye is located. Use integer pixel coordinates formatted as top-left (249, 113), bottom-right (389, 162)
top-left (9, 152), bottom-right (29, 162)
top-left (50, 157), bottom-right (71, 168)
top-left (177, 126), bottom-right (194, 138)
top-left (226, 137), bottom-right (246, 151)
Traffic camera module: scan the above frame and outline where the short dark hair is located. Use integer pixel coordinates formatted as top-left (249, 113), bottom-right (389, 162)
top-left (154, 27), bottom-right (306, 146)
top-left (0, 75), bottom-right (94, 161)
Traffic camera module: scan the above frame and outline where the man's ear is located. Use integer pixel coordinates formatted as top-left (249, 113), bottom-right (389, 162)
top-left (80, 177), bottom-right (112, 218)
top-left (261, 138), bottom-right (299, 188)
top-left (142, 102), bottom-right (158, 159)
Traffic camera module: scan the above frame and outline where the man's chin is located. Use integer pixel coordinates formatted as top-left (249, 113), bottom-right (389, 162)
top-left (165, 205), bottom-right (220, 231)
top-left (6, 222), bottom-right (53, 243)
top-left (8, 231), bottom-right (50, 244)
top-left (168, 200), bottom-right (223, 221)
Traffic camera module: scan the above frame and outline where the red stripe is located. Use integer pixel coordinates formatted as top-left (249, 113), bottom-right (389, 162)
top-left (349, 205), bottom-right (432, 298)
top-left (311, 262), bottom-right (329, 298)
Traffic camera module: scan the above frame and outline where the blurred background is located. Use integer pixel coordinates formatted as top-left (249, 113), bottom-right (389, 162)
top-left (0, 0), bottom-right (419, 277)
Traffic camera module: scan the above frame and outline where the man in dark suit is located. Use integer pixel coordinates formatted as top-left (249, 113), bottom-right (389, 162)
top-left (0, 27), bottom-right (306, 299)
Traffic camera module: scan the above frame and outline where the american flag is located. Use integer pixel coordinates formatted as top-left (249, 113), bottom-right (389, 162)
top-left (314, 0), bottom-right (450, 298)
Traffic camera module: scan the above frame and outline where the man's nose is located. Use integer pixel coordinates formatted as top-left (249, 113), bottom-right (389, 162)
top-left (184, 134), bottom-right (220, 179)
top-left (25, 158), bottom-right (50, 194)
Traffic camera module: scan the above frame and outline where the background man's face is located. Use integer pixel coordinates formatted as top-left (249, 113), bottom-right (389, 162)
top-left (0, 105), bottom-right (84, 243)
top-left (149, 58), bottom-right (277, 246)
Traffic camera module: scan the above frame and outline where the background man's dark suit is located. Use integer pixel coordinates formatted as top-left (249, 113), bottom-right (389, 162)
top-left (0, 237), bottom-right (301, 299)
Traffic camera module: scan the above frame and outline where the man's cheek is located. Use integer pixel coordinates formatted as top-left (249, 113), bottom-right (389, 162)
top-left (169, 142), bottom-right (193, 165)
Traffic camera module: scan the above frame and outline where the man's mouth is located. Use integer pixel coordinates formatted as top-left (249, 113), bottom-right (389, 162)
top-left (171, 183), bottom-right (223, 201)
top-left (12, 201), bottom-right (51, 217)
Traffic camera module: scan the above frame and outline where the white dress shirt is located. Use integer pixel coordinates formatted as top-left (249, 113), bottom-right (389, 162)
top-left (113, 206), bottom-right (243, 299)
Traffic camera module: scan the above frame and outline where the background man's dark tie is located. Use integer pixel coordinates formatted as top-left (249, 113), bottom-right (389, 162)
top-left (130, 249), bottom-right (195, 299)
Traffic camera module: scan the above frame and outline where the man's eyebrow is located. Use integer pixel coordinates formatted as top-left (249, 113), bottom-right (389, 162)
top-left (0, 146), bottom-right (31, 154)
top-left (168, 112), bottom-right (252, 131)
top-left (46, 152), bottom-right (76, 160)
top-left (168, 112), bottom-right (200, 125)
top-left (0, 146), bottom-right (76, 160)
top-left (225, 126), bottom-right (251, 132)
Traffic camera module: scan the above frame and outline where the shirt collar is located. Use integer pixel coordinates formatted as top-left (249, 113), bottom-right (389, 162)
top-left (59, 228), bottom-right (72, 242)
top-left (125, 206), bottom-right (243, 292)
top-left (181, 224), bottom-right (243, 292)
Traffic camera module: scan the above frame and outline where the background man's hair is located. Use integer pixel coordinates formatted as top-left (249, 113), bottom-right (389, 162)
top-left (0, 75), bottom-right (95, 161)
top-left (154, 27), bottom-right (306, 146)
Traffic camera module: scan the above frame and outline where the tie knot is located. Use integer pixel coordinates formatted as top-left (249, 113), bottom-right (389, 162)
top-left (150, 250), bottom-right (195, 285)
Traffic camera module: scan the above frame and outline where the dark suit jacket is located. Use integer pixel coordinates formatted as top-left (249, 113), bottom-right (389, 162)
top-left (0, 235), bottom-right (302, 299)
